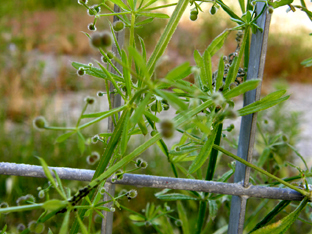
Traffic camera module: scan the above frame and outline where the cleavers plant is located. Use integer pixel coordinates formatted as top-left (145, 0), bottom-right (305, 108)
top-left (1, 0), bottom-right (312, 233)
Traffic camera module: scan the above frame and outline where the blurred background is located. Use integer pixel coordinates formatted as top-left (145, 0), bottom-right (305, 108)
top-left (0, 0), bottom-right (312, 233)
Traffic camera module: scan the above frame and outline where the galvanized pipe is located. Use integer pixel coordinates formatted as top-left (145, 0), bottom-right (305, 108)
top-left (228, 3), bottom-right (272, 233)
top-left (0, 162), bottom-right (303, 201)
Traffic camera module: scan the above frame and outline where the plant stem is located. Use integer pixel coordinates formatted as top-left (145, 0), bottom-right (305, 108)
top-left (213, 145), bottom-right (309, 196)
top-left (195, 124), bottom-right (223, 234)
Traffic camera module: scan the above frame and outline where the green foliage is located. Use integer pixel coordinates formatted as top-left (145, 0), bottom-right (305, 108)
top-left (1, 0), bottom-right (312, 233)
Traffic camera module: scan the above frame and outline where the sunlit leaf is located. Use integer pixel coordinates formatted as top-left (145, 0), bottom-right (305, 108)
top-left (156, 193), bottom-right (199, 201)
top-left (206, 30), bottom-right (230, 57)
top-left (55, 131), bottom-right (76, 143)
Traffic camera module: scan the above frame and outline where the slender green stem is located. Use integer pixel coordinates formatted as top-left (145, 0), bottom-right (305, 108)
top-left (44, 126), bottom-right (76, 131)
top-left (213, 145), bottom-right (309, 196)
top-left (142, 3), bottom-right (177, 11)
top-left (129, 12), bottom-right (136, 66)
top-left (0, 203), bottom-right (43, 214)
top-left (98, 11), bottom-right (131, 17)
top-left (76, 103), bottom-right (88, 128)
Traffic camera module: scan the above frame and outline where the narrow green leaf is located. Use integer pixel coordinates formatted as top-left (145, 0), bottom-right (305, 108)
top-left (177, 201), bottom-right (190, 234)
top-left (72, 62), bottom-right (123, 83)
top-left (129, 215), bottom-right (146, 221)
top-left (147, 0), bottom-right (190, 74)
top-left (238, 0), bottom-right (245, 13)
top-left (52, 169), bottom-right (66, 198)
top-left (251, 197), bottom-right (308, 234)
top-left (138, 36), bottom-right (147, 62)
top-left (138, 115), bottom-right (148, 136)
top-left (138, 12), bottom-right (170, 18)
top-left (128, 46), bottom-right (149, 79)
top-left (203, 51), bottom-right (212, 91)
top-left (77, 131), bottom-right (86, 155)
top-left (207, 30), bottom-right (230, 57)
top-left (188, 127), bottom-right (218, 174)
top-left (0, 203), bottom-right (43, 214)
top-left (109, 0), bottom-right (130, 11)
top-left (122, 50), bottom-right (132, 98)
top-left (82, 105), bottom-right (126, 119)
top-left (121, 110), bottom-right (131, 155)
top-left (257, 147), bottom-right (271, 168)
top-left (301, 57), bottom-right (312, 67)
top-left (208, 199), bottom-right (218, 220)
top-left (97, 62), bottom-right (124, 98)
top-left (141, 0), bottom-right (158, 9)
top-left (136, 18), bottom-right (154, 27)
top-left (224, 79), bottom-right (260, 99)
top-left (173, 99), bottom-right (214, 127)
top-left (55, 131), bottom-right (76, 143)
top-left (144, 111), bottom-right (160, 123)
top-left (60, 210), bottom-right (71, 234)
top-left (216, 0), bottom-right (242, 20)
top-left (94, 108), bottom-right (129, 180)
top-left (108, 21), bottom-right (122, 56)
top-left (268, 0), bottom-right (293, 8)
top-left (238, 95), bottom-right (290, 116)
top-left (156, 193), bottom-right (199, 201)
top-left (76, 213), bottom-right (88, 234)
top-left (249, 200), bottom-right (291, 233)
top-left (156, 90), bottom-right (187, 110)
top-left (216, 56), bottom-right (225, 91)
top-left (42, 200), bottom-right (67, 211)
top-left (37, 157), bottom-right (58, 190)
top-left (131, 93), bottom-right (152, 125)
top-left (165, 62), bottom-right (192, 81)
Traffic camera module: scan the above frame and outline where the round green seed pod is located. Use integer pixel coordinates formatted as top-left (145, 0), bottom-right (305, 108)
top-left (90, 32), bottom-right (102, 48)
top-left (160, 119), bottom-right (174, 138)
top-left (268, 6), bottom-right (274, 14)
top-left (190, 14), bottom-right (198, 21)
top-left (88, 23), bottom-right (96, 31)
top-left (113, 21), bottom-right (125, 32)
top-left (190, 8), bottom-right (198, 15)
top-left (107, 51), bottom-right (114, 59)
top-left (210, 5), bottom-right (217, 15)
top-left (100, 32), bottom-right (113, 47)
top-left (150, 130), bottom-right (158, 137)
top-left (33, 116), bottom-right (47, 130)
top-left (151, 103), bottom-right (157, 112)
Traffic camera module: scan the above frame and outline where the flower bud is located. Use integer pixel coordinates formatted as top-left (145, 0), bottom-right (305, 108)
top-left (38, 190), bottom-right (45, 199)
top-left (211, 92), bottom-right (225, 106)
top-left (33, 116), bottom-right (48, 130)
top-left (78, 0), bottom-right (88, 5)
top-left (77, 67), bottom-right (85, 76)
top-left (97, 91), bottom-right (105, 97)
top-left (86, 151), bottom-right (100, 165)
top-left (140, 161), bottom-right (148, 169)
top-left (88, 23), bottom-right (96, 31)
top-left (127, 189), bottom-right (138, 199)
top-left (91, 135), bottom-right (99, 144)
top-left (113, 21), bottom-right (125, 32)
top-left (84, 96), bottom-right (95, 104)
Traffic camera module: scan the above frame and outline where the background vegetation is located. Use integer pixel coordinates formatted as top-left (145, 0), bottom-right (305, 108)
top-left (0, 0), bottom-right (311, 233)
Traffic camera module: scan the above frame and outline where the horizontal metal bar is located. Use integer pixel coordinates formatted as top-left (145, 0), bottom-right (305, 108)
top-left (0, 162), bottom-right (304, 201)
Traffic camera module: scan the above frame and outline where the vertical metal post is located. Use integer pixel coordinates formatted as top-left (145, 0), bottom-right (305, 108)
top-left (101, 3), bottom-right (125, 234)
top-left (228, 3), bottom-right (271, 234)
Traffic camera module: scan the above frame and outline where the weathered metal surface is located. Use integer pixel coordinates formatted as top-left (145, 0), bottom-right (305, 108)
top-left (0, 162), bottom-right (303, 201)
top-left (228, 3), bottom-right (272, 234)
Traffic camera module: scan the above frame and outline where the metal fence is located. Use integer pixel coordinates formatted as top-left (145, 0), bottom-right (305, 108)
top-left (0, 2), bottom-right (303, 234)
